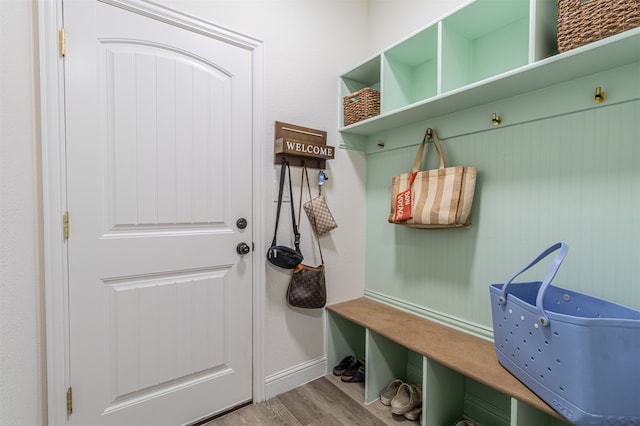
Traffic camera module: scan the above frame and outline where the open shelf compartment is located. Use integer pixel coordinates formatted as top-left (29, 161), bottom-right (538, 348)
top-left (440, 0), bottom-right (531, 93)
top-left (382, 25), bottom-right (438, 113)
top-left (340, 56), bottom-right (381, 127)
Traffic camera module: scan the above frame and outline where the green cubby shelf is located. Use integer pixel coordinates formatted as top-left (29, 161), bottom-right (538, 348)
top-left (338, 0), bottom-right (640, 139)
top-left (339, 0), bottom-right (559, 131)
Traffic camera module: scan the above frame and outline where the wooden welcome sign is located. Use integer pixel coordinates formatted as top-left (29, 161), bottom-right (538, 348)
top-left (274, 121), bottom-right (335, 169)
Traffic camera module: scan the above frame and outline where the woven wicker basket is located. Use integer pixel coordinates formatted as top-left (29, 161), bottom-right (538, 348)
top-left (343, 88), bottom-right (380, 126)
top-left (558, 0), bottom-right (640, 52)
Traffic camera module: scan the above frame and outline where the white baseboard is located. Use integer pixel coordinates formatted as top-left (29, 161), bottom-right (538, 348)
top-left (264, 355), bottom-right (327, 400)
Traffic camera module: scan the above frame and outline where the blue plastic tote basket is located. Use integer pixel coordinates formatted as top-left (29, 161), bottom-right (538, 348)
top-left (489, 243), bottom-right (640, 426)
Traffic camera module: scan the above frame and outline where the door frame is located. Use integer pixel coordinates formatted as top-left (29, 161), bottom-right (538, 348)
top-left (37, 1), bottom-right (266, 424)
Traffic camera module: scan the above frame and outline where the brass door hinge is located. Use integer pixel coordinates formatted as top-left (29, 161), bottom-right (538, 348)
top-left (66, 387), bottom-right (73, 415)
top-left (59, 28), bottom-right (66, 57)
top-left (63, 212), bottom-right (69, 239)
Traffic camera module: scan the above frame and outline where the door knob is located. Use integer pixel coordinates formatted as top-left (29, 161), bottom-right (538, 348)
top-left (236, 242), bottom-right (251, 255)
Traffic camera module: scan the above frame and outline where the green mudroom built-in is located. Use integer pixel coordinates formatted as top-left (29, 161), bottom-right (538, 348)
top-left (328, 0), bottom-right (640, 424)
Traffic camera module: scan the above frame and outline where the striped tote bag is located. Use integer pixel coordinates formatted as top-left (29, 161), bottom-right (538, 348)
top-left (388, 128), bottom-right (477, 229)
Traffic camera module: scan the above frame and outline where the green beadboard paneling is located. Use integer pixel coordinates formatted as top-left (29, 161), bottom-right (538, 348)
top-left (365, 99), bottom-right (640, 331)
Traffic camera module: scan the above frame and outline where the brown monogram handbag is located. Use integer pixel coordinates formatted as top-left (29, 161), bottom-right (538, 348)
top-left (286, 263), bottom-right (326, 309)
top-left (287, 166), bottom-right (326, 309)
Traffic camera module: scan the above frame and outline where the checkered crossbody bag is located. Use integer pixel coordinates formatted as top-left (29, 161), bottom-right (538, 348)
top-left (301, 170), bottom-right (337, 236)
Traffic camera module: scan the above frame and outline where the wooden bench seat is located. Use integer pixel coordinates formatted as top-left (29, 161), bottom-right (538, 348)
top-left (326, 297), bottom-right (566, 422)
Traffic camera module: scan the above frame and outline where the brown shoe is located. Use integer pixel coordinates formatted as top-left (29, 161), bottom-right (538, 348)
top-left (332, 355), bottom-right (357, 376)
top-left (341, 360), bottom-right (365, 382)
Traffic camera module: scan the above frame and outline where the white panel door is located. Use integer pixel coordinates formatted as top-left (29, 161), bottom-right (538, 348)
top-left (64, 1), bottom-right (253, 424)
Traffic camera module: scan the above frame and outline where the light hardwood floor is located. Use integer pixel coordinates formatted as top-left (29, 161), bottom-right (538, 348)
top-left (202, 374), bottom-right (420, 426)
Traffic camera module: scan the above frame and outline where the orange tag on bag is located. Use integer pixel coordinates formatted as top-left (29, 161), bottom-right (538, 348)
top-left (394, 172), bottom-right (417, 222)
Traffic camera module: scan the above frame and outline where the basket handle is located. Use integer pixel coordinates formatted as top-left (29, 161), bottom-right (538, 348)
top-left (498, 242), bottom-right (569, 327)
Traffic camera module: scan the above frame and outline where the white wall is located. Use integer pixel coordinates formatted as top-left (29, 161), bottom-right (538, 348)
top-left (367, 0), bottom-right (468, 54)
top-left (0, 0), bottom-right (462, 423)
top-left (0, 1), bottom-right (47, 425)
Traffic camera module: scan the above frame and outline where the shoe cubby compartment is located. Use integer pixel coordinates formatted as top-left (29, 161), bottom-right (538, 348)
top-left (326, 298), bottom-right (570, 426)
top-left (326, 310), bottom-right (366, 373)
top-left (381, 25), bottom-right (438, 113)
top-left (425, 358), bottom-right (510, 426)
top-left (365, 330), bottom-right (422, 405)
top-left (439, 0), bottom-right (531, 93)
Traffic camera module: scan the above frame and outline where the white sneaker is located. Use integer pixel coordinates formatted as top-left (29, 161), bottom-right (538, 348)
top-left (380, 379), bottom-right (404, 406)
top-left (390, 383), bottom-right (422, 416)
top-left (403, 405), bottom-right (421, 421)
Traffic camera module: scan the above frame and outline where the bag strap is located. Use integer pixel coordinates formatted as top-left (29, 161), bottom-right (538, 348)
top-left (411, 128), bottom-right (446, 172)
top-left (271, 157), bottom-right (287, 246)
top-left (498, 242), bottom-right (569, 327)
top-left (300, 165), bottom-right (324, 265)
top-left (272, 158), bottom-right (301, 253)
top-left (298, 166), bottom-right (305, 227)
top-left (288, 162), bottom-right (301, 252)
